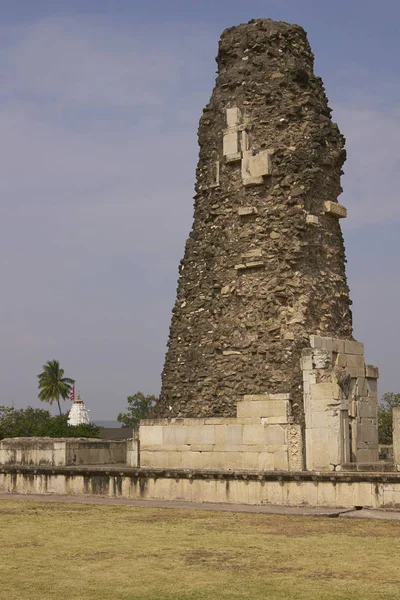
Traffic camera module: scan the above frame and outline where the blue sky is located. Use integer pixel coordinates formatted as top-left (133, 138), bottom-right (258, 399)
top-left (1, 0), bottom-right (399, 420)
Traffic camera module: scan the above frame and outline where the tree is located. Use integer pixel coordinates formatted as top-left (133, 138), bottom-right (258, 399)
top-left (37, 359), bottom-right (75, 415)
top-left (378, 392), bottom-right (400, 445)
top-left (117, 392), bottom-right (157, 429)
top-left (0, 406), bottom-right (100, 440)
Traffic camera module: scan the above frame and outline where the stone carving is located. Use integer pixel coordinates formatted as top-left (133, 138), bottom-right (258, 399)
top-left (154, 19), bottom-right (353, 419)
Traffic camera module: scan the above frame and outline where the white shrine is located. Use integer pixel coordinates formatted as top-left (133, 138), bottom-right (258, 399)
top-left (67, 393), bottom-right (91, 426)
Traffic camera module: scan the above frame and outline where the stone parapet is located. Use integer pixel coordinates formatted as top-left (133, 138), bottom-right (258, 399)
top-left (0, 438), bottom-right (127, 467)
top-left (140, 393), bottom-right (302, 471)
top-left (2, 464), bottom-right (400, 509)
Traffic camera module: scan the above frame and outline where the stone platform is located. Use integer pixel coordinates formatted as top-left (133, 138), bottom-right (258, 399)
top-left (2, 464), bottom-right (400, 510)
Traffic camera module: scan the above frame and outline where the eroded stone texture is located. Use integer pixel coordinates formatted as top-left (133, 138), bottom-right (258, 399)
top-left (154, 19), bottom-right (352, 419)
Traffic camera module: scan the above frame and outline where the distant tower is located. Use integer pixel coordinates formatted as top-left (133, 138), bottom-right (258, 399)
top-left (68, 393), bottom-right (91, 426)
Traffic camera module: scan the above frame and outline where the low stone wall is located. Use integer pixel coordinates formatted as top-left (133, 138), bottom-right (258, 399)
top-left (2, 465), bottom-right (400, 509)
top-left (0, 438), bottom-right (127, 466)
top-left (140, 394), bottom-right (303, 471)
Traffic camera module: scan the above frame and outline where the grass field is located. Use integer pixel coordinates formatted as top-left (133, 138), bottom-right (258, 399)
top-left (1, 500), bottom-right (400, 600)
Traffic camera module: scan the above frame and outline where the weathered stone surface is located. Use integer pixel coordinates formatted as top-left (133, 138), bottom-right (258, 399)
top-left (154, 18), bottom-right (353, 419)
top-left (303, 335), bottom-right (379, 470)
top-left (324, 201), bottom-right (347, 218)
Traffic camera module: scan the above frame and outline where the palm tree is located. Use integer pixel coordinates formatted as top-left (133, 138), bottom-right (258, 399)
top-left (37, 360), bottom-right (75, 415)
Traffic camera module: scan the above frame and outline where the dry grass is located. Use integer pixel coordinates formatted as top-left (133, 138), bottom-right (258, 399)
top-left (1, 500), bottom-right (400, 600)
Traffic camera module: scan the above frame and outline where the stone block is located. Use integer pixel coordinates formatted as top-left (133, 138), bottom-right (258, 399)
top-left (238, 206), bottom-right (257, 216)
top-left (161, 426), bottom-right (177, 445)
top-left (179, 418), bottom-right (203, 426)
top-left (141, 419), bottom-right (169, 426)
top-left (191, 425), bottom-right (216, 445)
top-left (367, 379), bottom-right (378, 394)
top-left (241, 248), bottom-right (262, 259)
top-left (226, 425), bottom-right (244, 445)
top-left (324, 201), bottom-right (347, 218)
top-left (331, 338), bottom-right (346, 353)
top-left (347, 366), bottom-right (366, 379)
top-left (236, 417), bottom-right (263, 425)
top-left (240, 453), bottom-right (260, 471)
top-left (242, 150), bottom-right (272, 185)
top-left (310, 335), bottom-right (333, 351)
top-left (349, 400), bottom-right (357, 418)
top-left (261, 416), bottom-right (289, 425)
top-left (225, 152), bottom-right (242, 163)
top-left (301, 355), bottom-right (313, 371)
top-left (311, 410), bottom-right (333, 429)
top-left (365, 364), bottom-right (379, 379)
top-left (356, 449), bottom-right (379, 463)
top-left (356, 377), bottom-right (367, 396)
top-left (346, 354), bottom-right (365, 370)
top-left (209, 444), bottom-right (243, 453)
top-left (265, 424), bottom-right (286, 446)
top-left (287, 425), bottom-right (303, 469)
top-left (357, 418), bottom-right (378, 444)
top-left (140, 426), bottom-right (164, 447)
top-left (223, 130), bottom-right (239, 157)
top-left (235, 261), bottom-right (264, 271)
top-left (140, 451), bottom-right (168, 468)
top-left (344, 340), bottom-right (364, 355)
top-left (243, 394), bottom-right (270, 402)
top-left (310, 383), bottom-right (335, 402)
top-left (243, 424), bottom-right (267, 445)
top-left (205, 418), bottom-right (235, 425)
top-left (312, 349), bottom-right (332, 369)
top-left (269, 393), bottom-right (290, 401)
top-left (226, 106), bottom-right (241, 127)
top-left (358, 401), bottom-right (377, 419)
top-left (181, 452), bottom-right (203, 470)
top-left (306, 214), bottom-right (319, 226)
top-left (202, 160), bottom-right (220, 189)
top-left (238, 401), bottom-right (265, 418)
top-left (272, 449), bottom-right (289, 471)
top-left (266, 401), bottom-right (288, 419)
top-left (214, 425), bottom-right (226, 445)
top-left (257, 452), bottom-right (275, 471)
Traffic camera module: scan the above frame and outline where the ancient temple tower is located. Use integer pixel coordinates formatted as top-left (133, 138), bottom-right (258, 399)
top-left (154, 19), bottom-right (353, 420)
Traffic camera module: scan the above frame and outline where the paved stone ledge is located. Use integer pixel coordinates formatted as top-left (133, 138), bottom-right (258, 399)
top-left (2, 464), bottom-right (400, 484)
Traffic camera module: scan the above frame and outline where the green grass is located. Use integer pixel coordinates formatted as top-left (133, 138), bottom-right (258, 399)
top-left (1, 500), bottom-right (400, 600)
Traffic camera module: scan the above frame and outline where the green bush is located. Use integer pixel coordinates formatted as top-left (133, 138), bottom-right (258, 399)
top-left (377, 393), bottom-right (400, 445)
top-left (117, 392), bottom-right (157, 430)
top-left (0, 406), bottom-right (100, 440)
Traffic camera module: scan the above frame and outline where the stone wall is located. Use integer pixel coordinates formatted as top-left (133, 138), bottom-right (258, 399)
top-left (303, 335), bottom-right (379, 471)
top-left (141, 394), bottom-right (302, 471)
top-left (0, 438), bottom-right (127, 466)
top-left (155, 18), bottom-right (352, 420)
top-left (2, 465), bottom-right (400, 508)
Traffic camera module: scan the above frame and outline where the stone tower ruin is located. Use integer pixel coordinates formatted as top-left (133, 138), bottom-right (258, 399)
top-left (155, 19), bottom-right (351, 419)
top-left (151, 19), bottom-right (379, 471)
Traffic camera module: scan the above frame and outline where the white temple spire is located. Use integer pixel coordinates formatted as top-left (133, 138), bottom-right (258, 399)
top-left (67, 393), bottom-right (91, 426)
